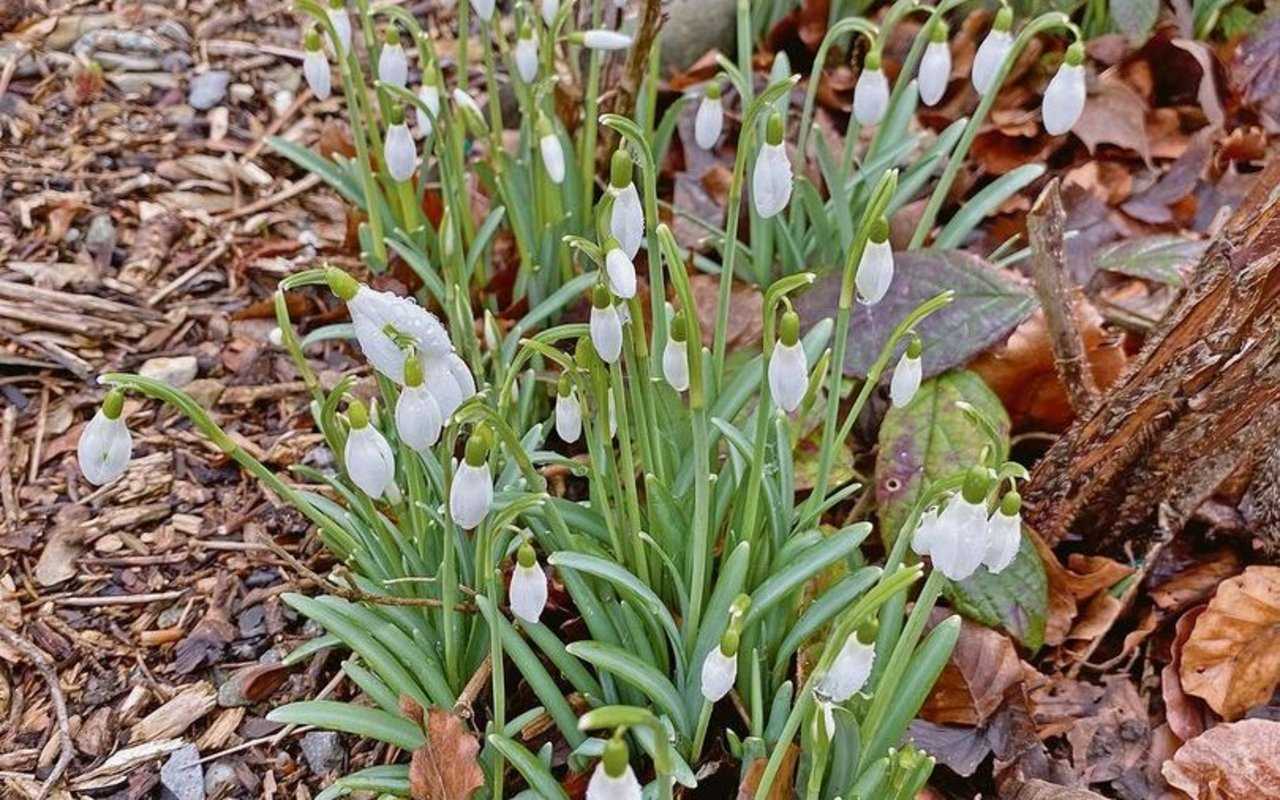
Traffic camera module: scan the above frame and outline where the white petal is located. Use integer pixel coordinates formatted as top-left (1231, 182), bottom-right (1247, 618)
top-left (853, 68), bottom-right (890, 126)
top-left (450, 462), bottom-right (493, 529)
top-left (303, 51), bottom-right (331, 100)
top-left (328, 8), bottom-right (352, 54)
top-left (972, 30), bottom-right (1012, 96)
top-left (889, 352), bottom-right (922, 408)
top-left (605, 248), bottom-right (637, 299)
top-left (609, 183), bottom-right (644, 259)
top-left (345, 426), bottom-right (396, 497)
top-left (470, 0), bottom-right (495, 21)
top-left (818, 633), bottom-right (875, 702)
top-left (539, 133), bottom-right (565, 184)
top-left (768, 341), bottom-right (808, 413)
top-left (509, 562), bottom-right (548, 623)
top-left (662, 339), bottom-right (689, 392)
top-left (424, 355), bottom-right (464, 419)
top-left (930, 497), bottom-right (989, 581)
top-left (515, 37), bottom-right (539, 83)
top-left (607, 389), bottom-right (618, 439)
top-left (586, 764), bottom-right (642, 800)
top-left (540, 0), bottom-right (559, 26)
top-left (77, 410), bottom-right (132, 485)
top-left (918, 41), bottom-right (951, 106)
top-left (694, 96), bottom-right (723, 149)
top-left (911, 506), bottom-right (941, 557)
top-left (453, 88), bottom-right (483, 119)
top-left (416, 85), bottom-right (439, 136)
top-left (395, 385), bottom-right (442, 450)
top-left (384, 123), bottom-right (417, 182)
top-left (983, 508), bottom-right (1022, 573)
top-left (445, 352), bottom-right (476, 401)
top-left (590, 305), bottom-right (624, 364)
top-left (1042, 63), bottom-right (1085, 135)
top-left (582, 30), bottom-right (632, 50)
top-left (378, 44), bottom-right (408, 89)
top-left (752, 142), bottom-right (792, 219)
top-left (556, 392), bottom-right (582, 442)
top-left (700, 646), bottom-right (738, 702)
top-left (347, 287), bottom-right (452, 381)
top-left (818, 698), bottom-right (836, 741)
top-left (856, 238), bottom-right (894, 305)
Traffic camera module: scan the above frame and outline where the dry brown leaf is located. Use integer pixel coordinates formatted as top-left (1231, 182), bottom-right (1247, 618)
top-left (737, 745), bottom-right (798, 800)
top-left (690, 273), bottom-right (762, 350)
top-left (1179, 566), bottom-right (1280, 720)
top-left (1029, 531), bottom-right (1134, 648)
top-left (410, 708), bottom-right (485, 800)
top-left (1162, 719), bottom-right (1280, 800)
top-left (1073, 72), bottom-right (1150, 165)
top-left (921, 617), bottom-right (1025, 726)
top-left (1163, 607), bottom-right (1213, 742)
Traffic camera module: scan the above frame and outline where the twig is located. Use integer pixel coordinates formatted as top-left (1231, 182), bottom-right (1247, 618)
top-left (605, 0), bottom-right (664, 151)
top-left (453, 653), bottom-right (493, 721)
top-left (51, 590), bottom-right (188, 607)
top-left (217, 173), bottom-right (321, 222)
top-left (1027, 178), bottom-right (1098, 416)
top-left (0, 625), bottom-right (74, 800)
top-left (0, 405), bottom-right (17, 525)
top-left (146, 239), bottom-right (231, 307)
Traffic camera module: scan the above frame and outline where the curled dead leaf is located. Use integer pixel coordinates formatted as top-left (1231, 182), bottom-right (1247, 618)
top-left (410, 708), bottom-right (485, 800)
top-left (1162, 719), bottom-right (1280, 800)
top-left (921, 615), bottom-right (1026, 726)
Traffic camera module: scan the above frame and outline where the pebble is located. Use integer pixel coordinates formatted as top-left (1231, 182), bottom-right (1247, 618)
top-left (203, 759), bottom-right (239, 797)
top-left (188, 70), bottom-right (230, 110)
top-left (300, 731), bottom-right (344, 776)
top-left (139, 355), bottom-right (199, 387)
top-left (160, 744), bottom-right (205, 800)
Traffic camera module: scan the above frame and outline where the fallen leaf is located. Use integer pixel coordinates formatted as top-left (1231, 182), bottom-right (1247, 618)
top-left (921, 616), bottom-right (1026, 726)
top-left (1163, 606), bottom-right (1213, 742)
top-left (410, 708), bottom-right (485, 800)
top-left (1170, 40), bottom-right (1224, 129)
top-left (690, 273), bottom-right (762, 350)
top-left (1093, 234), bottom-right (1207, 287)
top-left (1162, 719), bottom-right (1280, 799)
top-left (1033, 534), bottom-right (1134, 648)
top-left (1063, 676), bottom-right (1149, 787)
top-left (1180, 566), bottom-right (1280, 720)
top-left (1234, 17), bottom-right (1280, 132)
top-left (737, 745), bottom-right (797, 800)
top-left (1072, 72), bottom-right (1150, 165)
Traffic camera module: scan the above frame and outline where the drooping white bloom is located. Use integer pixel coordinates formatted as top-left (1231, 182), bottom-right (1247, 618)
top-left (384, 118), bottom-right (417, 182)
top-left (303, 44), bottom-right (331, 100)
top-left (580, 30), bottom-right (633, 50)
top-left (889, 341), bottom-right (922, 408)
top-left (983, 493), bottom-right (1022, 573)
top-left (450, 460), bottom-right (493, 530)
top-left (339, 275), bottom-right (452, 383)
top-left (972, 9), bottom-right (1013, 97)
top-left (1042, 44), bottom-right (1086, 136)
top-left (608, 151), bottom-right (644, 259)
top-left (344, 403), bottom-right (396, 498)
top-left (911, 505), bottom-right (942, 557)
top-left (422, 355), bottom-right (463, 419)
top-left (856, 224), bottom-right (894, 305)
top-left (470, 0), bottom-right (495, 22)
top-left (378, 34), bottom-right (409, 89)
top-left (509, 544), bottom-right (548, 624)
top-left (700, 641), bottom-right (738, 702)
top-left (416, 81), bottom-right (440, 137)
top-left (853, 59), bottom-right (890, 126)
top-left (444, 352), bottom-right (476, 403)
top-left (663, 338), bottom-right (689, 392)
top-left (605, 244), bottom-right (636, 299)
top-left (555, 378), bottom-right (582, 443)
top-left (818, 631), bottom-right (876, 703)
top-left (78, 393), bottom-right (132, 485)
top-left (590, 288), bottom-right (624, 364)
top-left (395, 382), bottom-right (442, 451)
top-left (540, 132), bottom-right (566, 184)
top-left (929, 473), bottom-right (991, 581)
top-left (753, 111), bottom-right (791, 219)
top-left (452, 88), bottom-right (486, 132)
top-left (540, 0), bottom-right (559, 27)
top-left (769, 309), bottom-right (808, 413)
top-left (586, 760), bottom-right (642, 800)
top-left (326, 0), bottom-right (352, 55)
top-left (516, 30), bottom-right (539, 84)
top-left (694, 86), bottom-right (723, 150)
top-left (918, 30), bottom-right (951, 106)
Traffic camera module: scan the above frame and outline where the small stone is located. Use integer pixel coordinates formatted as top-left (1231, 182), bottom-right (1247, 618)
top-left (160, 744), bottom-right (205, 800)
top-left (184, 378), bottom-right (225, 408)
top-left (188, 70), bottom-right (229, 110)
top-left (203, 759), bottom-right (239, 797)
top-left (228, 83), bottom-right (254, 104)
top-left (139, 356), bottom-right (199, 387)
top-left (300, 731), bottom-right (344, 775)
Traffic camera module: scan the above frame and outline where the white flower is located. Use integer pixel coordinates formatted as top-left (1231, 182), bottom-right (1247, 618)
top-left (470, 0), bottom-right (495, 22)
top-left (694, 89), bottom-right (723, 150)
top-left (451, 460), bottom-right (493, 529)
top-left (580, 30), bottom-right (632, 50)
top-left (509, 544), bottom-right (548, 624)
top-left (983, 493), bottom-right (1022, 573)
top-left (586, 761), bottom-right (642, 800)
top-left (853, 62), bottom-right (890, 126)
top-left (663, 338), bottom-right (689, 392)
top-left (326, 1), bottom-right (351, 55)
top-left (607, 388), bottom-right (618, 439)
top-left (605, 245), bottom-right (636, 299)
top-left (416, 82), bottom-right (440, 136)
top-left (700, 640), bottom-right (738, 702)
top-left (303, 48), bottom-right (331, 100)
top-left (816, 696), bottom-right (836, 741)
top-left (452, 88), bottom-right (486, 132)
top-left (422, 354), bottom-right (465, 419)
top-left (818, 631), bottom-right (875, 703)
top-left (889, 342), bottom-right (922, 408)
top-left (77, 395), bottom-right (131, 485)
top-left (515, 31), bottom-right (539, 83)
top-left (972, 10), bottom-right (1013, 97)
top-left (752, 139), bottom-right (792, 219)
top-left (1042, 47), bottom-right (1085, 136)
top-left (555, 379), bottom-right (582, 443)
top-left (378, 39), bottom-right (408, 89)
top-left (768, 309), bottom-right (808, 413)
top-left (608, 152), bottom-right (644, 259)
top-left (590, 306), bottom-right (623, 365)
top-left (341, 278), bottom-right (452, 383)
top-left (911, 505), bottom-right (942, 557)
top-left (540, 132), bottom-right (566, 184)
top-left (929, 477), bottom-right (991, 581)
top-left (856, 229), bottom-right (894, 305)
top-left (540, 0), bottom-right (559, 26)
top-left (344, 404), bottom-right (396, 498)
top-left (395, 383), bottom-right (442, 451)
top-left (384, 120), bottom-right (417, 182)
top-left (918, 36), bottom-right (951, 107)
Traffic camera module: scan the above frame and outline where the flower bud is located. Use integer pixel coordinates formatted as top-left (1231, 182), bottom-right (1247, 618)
top-left (574, 30), bottom-right (633, 50)
top-left (451, 426), bottom-right (494, 529)
top-left (395, 359), bottom-right (443, 451)
top-left (470, 0), bottom-right (495, 22)
top-left (515, 25), bottom-right (539, 83)
top-left (694, 82), bottom-right (723, 150)
top-left (302, 30), bottom-right (331, 100)
top-left (983, 490), bottom-right (1022, 573)
top-left (662, 311), bottom-right (690, 392)
top-left (452, 88), bottom-right (488, 136)
top-left (555, 375), bottom-right (582, 443)
top-left (918, 23), bottom-right (951, 107)
top-left (378, 26), bottom-right (408, 89)
top-left (384, 109), bottom-right (418, 182)
top-left (856, 218), bottom-right (894, 305)
top-left (78, 389), bottom-right (132, 485)
top-left (344, 400), bottom-right (396, 498)
top-left (889, 335), bottom-right (922, 408)
top-left (590, 286), bottom-right (623, 364)
top-left (540, 0), bottom-right (559, 27)
top-left (972, 6), bottom-right (1014, 96)
top-left (326, 0), bottom-right (352, 55)
top-left (752, 111), bottom-right (791, 218)
top-left (539, 125), bottom-right (566, 184)
top-left (768, 309), bottom-right (808, 413)
top-left (929, 467), bottom-right (991, 581)
top-left (416, 74), bottom-right (441, 137)
top-left (608, 151), bottom-right (644, 259)
top-left (700, 629), bottom-right (739, 702)
top-left (910, 505), bottom-right (942, 557)
top-left (853, 51), bottom-right (889, 127)
top-left (604, 241), bottom-right (637, 299)
top-left (1042, 42), bottom-right (1085, 136)
top-left (509, 542), bottom-right (548, 624)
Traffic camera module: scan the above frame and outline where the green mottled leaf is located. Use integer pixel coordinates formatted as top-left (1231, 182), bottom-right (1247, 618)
top-left (1110, 0), bottom-right (1159, 40)
top-left (1094, 234), bottom-right (1205, 287)
top-left (945, 534), bottom-right (1047, 650)
top-left (797, 250), bottom-right (1035, 380)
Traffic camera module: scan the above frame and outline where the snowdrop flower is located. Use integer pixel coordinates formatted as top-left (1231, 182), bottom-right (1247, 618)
top-left (555, 375), bottom-right (582, 443)
top-left (604, 239), bottom-right (637, 299)
top-left (426, 351), bottom-right (476, 420)
top-left (326, 268), bottom-right (452, 384)
top-left (450, 426), bottom-right (494, 529)
top-left (452, 88), bottom-right (488, 136)
top-left (326, 0), bottom-right (351, 55)
top-left (1043, 41), bottom-right (1086, 136)
top-left (768, 308), bottom-right (808, 413)
top-left (78, 389), bottom-right (132, 485)
top-left (344, 400), bottom-right (396, 498)
top-left (586, 736), bottom-right (642, 800)
top-left (694, 82), bottom-right (723, 150)
top-left (509, 542), bottom-right (548, 624)
top-left (662, 311), bottom-right (690, 392)
top-left (918, 22), bottom-right (951, 107)
top-left (470, 0), bottom-right (495, 22)
top-left (853, 51), bottom-right (890, 127)
top-left (972, 6), bottom-right (1013, 97)
top-left (378, 26), bottom-right (409, 89)
top-left (515, 25), bottom-right (539, 83)
top-left (589, 286), bottom-right (624, 364)
top-left (929, 467), bottom-right (992, 581)
top-left (395, 357), bottom-right (443, 451)
top-left (752, 111), bottom-right (792, 219)
top-left (540, 0), bottom-right (559, 26)
top-left (573, 30), bottom-right (633, 51)
top-left (818, 625), bottom-right (876, 703)
top-left (911, 504), bottom-right (942, 557)
top-left (302, 29), bottom-right (331, 100)
top-left (984, 490), bottom-right (1022, 573)
top-left (814, 695), bottom-right (836, 741)
top-left (538, 116), bottom-right (566, 184)
top-left (384, 108), bottom-right (417, 182)
top-left (700, 629), bottom-right (739, 702)
top-left (856, 217), bottom-right (894, 305)
top-left (608, 150), bottom-right (644, 259)
top-left (889, 336), bottom-right (923, 408)
top-left (416, 73), bottom-right (441, 137)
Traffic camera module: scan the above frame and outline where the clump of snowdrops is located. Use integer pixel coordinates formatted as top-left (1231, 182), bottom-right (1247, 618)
top-left (78, 0), bottom-right (1086, 797)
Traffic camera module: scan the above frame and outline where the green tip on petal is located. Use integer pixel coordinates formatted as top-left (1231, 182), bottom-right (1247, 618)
top-left (779, 309), bottom-right (800, 346)
top-left (1000, 490), bottom-right (1022, 516)
top-left (670, 310), bottom-right (687, 343)
top-left (706, 80), bottom-right (721, 100)
top-left (517, 541), bottom-right (537, 568)
top-left (730, 592), bottom-right (751, 617)
top-left (592, 284), bottom-right (612, 309)
top-left (328, 0), bottom-right (344, 9)
top-left (869, 216), bottom-right (890, 244)
top-left (388, 105), bottom-right (405, 126)
top-left (519, 22), bottom-right (532, 39)
top-left (961, 465), bottom-right (990, 505)
top-left (855, 618), bottom-right (879, 645)
top-left (865, 50), bottom-right (882, 71)
top-left (906, 335), bottom-right (922, 359)
top-left (720, 628), bottom-right (740, 657)
top-left (465, 425), bottom-right (492, 467)
top-left (929, 20), bottom-right (947, 43)
top-left (325, 266), bottom-right (359, 301)
top-left (404, 356), bottom-right (423, 387)
top-left (994, 5), bottom-right (1013, 31)
top-left (765, 110), bottom-right (784, 146)
top-left (610, 149), bottom-right (633, 188)
top-left (1065, 41), bottom-right (1085, 67)
top-left (384, 25), bottom-right (400, 44)
top-left (304, 28), bottom-right (323, 51)
top-left (102, 388), bottom-right (125, 420)
top-left (347, 399), bottom-right (370, 430)
top-left (602, 735), bottom-right (630, 778)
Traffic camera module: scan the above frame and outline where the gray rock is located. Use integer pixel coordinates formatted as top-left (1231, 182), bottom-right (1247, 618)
top-left (203, 759), bottom-right (239, 798)
top-left (300, 731), bottom-right (344, 775)
top-left (139, 356), bottom-right (199, 387)
top-left (160, 744), bottom-right (205, 800)
top-left (660, 0), bottom-right (739, 74)
top-left (188, 70), bottom-right (230, 110)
